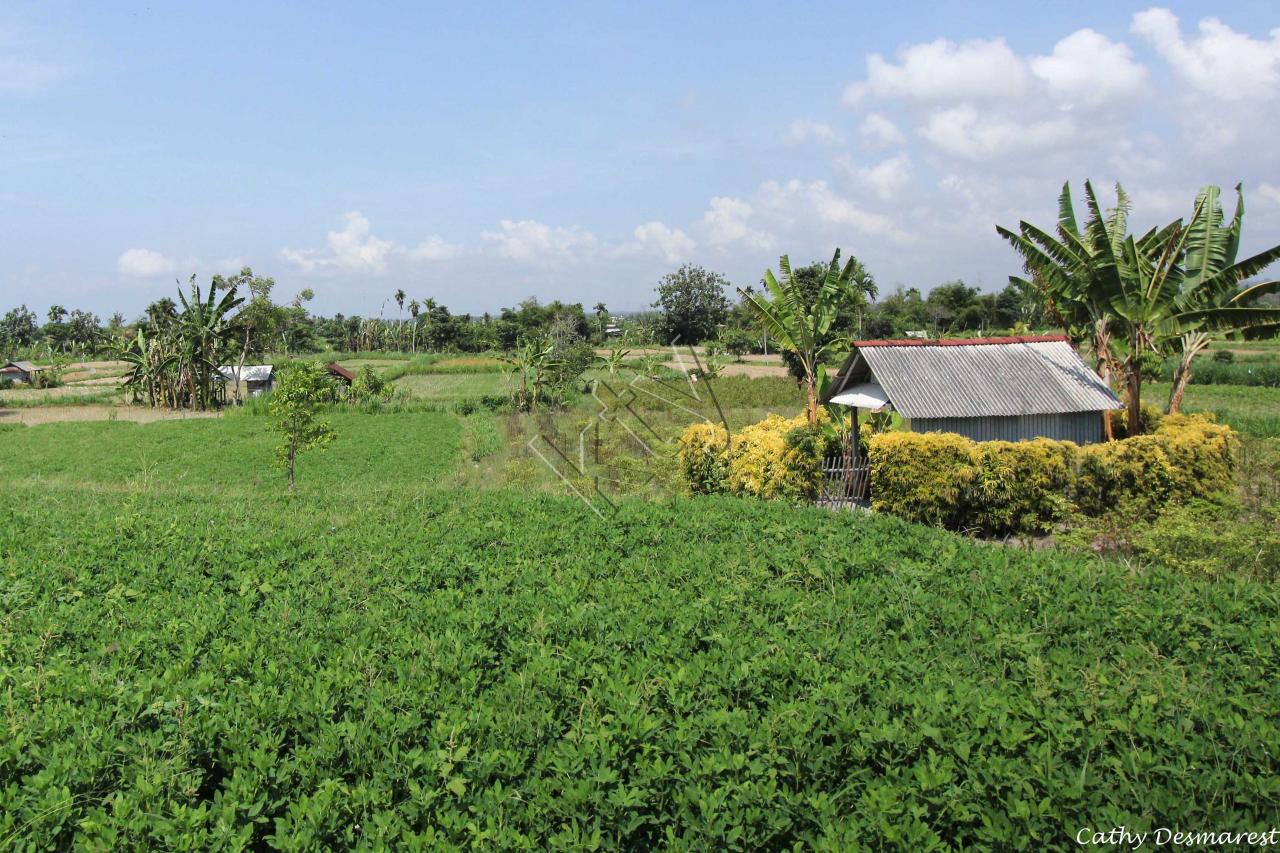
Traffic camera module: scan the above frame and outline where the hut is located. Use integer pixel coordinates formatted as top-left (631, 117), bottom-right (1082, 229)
top-left (217, 364), bottom-right (275, 399)
top-left (0, 361), bottom-right (46, 385)
top-left (325, 362), bottom-right (356, 385)
top-left (823, 336), bottom-right (1123, 445)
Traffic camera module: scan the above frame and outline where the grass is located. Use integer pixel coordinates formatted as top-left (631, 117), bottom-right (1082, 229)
top-left (1, 410), bottom-right (1277, 847)
top-left (1148, 381), bottom-right (1280, 437)
top-left (392, 372), bottom-right (511, 403)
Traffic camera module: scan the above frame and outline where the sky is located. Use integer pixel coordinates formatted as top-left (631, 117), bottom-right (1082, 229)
top-left (3, 1), bottom-right (1280, 319)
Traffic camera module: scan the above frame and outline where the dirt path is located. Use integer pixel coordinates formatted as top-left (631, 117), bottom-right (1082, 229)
top-left (0, 405), bottom-right (222, 426)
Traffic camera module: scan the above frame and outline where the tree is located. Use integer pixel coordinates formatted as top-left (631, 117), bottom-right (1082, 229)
top-left (654, 264), bottom-right (730, 344)
top-left (0, 305), bottom-right (40, 356)
top-left (1163, 185), bottom-right (1280, 411)
top-left (270, 361), bottom-right (335, 490)
top-left (741, 251), bottom-right (863, 426)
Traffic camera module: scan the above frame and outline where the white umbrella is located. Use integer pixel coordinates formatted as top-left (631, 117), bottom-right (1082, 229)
top-left (828, 382), bottom-right (890, 411)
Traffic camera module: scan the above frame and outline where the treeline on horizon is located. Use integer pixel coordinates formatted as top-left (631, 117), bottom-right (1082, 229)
top-left (0, 261), bottom-right (1058, 362)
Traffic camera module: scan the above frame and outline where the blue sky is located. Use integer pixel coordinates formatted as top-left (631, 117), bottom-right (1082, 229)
top-left (3, 1), bottom-right (1280, 318)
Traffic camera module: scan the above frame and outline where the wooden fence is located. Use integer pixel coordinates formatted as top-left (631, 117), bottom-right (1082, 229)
top-left (818, 452), bottom-right (871, 507)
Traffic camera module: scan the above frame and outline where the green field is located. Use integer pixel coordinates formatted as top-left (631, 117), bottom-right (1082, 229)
top-left (1, 411), bottom-right (1278, 848)
top-left (1149, 381), bottom-right (1280, 437)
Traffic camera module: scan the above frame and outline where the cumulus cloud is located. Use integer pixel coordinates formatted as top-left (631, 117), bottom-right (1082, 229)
top-left (698, 196), bottom-right (774, 250)
top-left (858, 112), bottom-right (906, 146)
top-left (1030, 28), bottom-right (1148, 107)
top-left (282, 212), bottom-right (395, 274)
top-left (408, 236), bottom-right (463, 262)
top-left (481, 219), bottom-right (598, 264)
top-left (846, 37), bottom-right (1030, 103)
top-left (117, 248), bottom-right (183, 278)
top-left (758, 180), bottom-right (908, 242)
top-left (919, 105), bottom-right (1076, 160)
top-left (626, 221), bottom-right (696, 263)
top-left (856, 153), bottom-right (913, 200)
top-left (787, 119), bottom-right (842, 146)
top-left (1132, 7), bottom-right (1280, 100)
top-left (1257, 183), bottom-right (1280, 207)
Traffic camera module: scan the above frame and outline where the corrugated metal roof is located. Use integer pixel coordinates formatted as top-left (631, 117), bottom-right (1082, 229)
top-left (829, 338), bottom-right (1122, 419)
top-left (2, 361), bottom-right (40, 372)
top-left (217, 365), bottom-right (274, 383)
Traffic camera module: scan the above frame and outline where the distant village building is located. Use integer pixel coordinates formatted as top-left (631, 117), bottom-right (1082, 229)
top-left (0, 361), bottom-right (46, 384)
top-left (823, 336), bottom-right (1122, 445)
top-left (604, 317), bottom-right (623, 337)
top-left (217, 364), bottom-right (275, 399)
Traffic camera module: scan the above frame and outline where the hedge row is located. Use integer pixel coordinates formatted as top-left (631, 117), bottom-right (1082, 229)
top-left (678, 411), bottom-right (834, 501)
top-left (870, 414), bottom-right (1238, 535)
top-left (679, 413), bottom-right (1238, 537)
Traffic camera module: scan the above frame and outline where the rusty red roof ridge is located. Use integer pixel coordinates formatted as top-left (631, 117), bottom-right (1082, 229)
top-left (853, 335), bottom-right (1071, 348)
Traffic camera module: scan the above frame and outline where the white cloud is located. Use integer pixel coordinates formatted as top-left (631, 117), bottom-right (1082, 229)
top-left (117, 248), bottom-right (182, 278)
top-left (408, 236), bottom-right (463, 262)
top-left (787, 119), bottom-right (842, 146)
top-left (919, 105), bottom-right (1076, 160)
top-left (858, 112), bottom-right (905, 147)
top-left (846, 37), bottom-right (1030, 103)
top-left (758, 179), bottom-right (908, 242)
top-left (281, 212), bottom-right (395, 274)
top-left (481, 219), bottom-right (598, 264)
top-left (698, 196), bottom-right (774, 249)
top-left (1256, 183), bottom-right (1280, 207)
top-left (1030, 28), bottom-right (1148, 108)
top-left (1132, 8), bottom-right (1280, 100)
top-left (856, 153), bottom-right (913, 200)
top-left (628, 221), bottom-right (696, 263)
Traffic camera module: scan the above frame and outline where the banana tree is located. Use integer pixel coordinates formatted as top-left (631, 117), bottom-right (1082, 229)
top-left (740, 250), bottom-right (862, 426)
top-left (1163, 185), bottom-right (1280, 411)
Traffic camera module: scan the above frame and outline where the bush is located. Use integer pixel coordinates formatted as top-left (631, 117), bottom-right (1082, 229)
top-left (717, 327), bottom-right (758, 359)
top-left (1075, 434), bottom-right (1174, 516)
top-left (676, 421), bottom-right (730, 494)
top-left (971, 439), bottom-right (1077, 535)
top-left (867, 432), bottom-right (978, 528)
top-left (1212, 348), bottom-right (1235, 363)
top-left (867, 414), bottom-right (1237, 535)
top-left (726, 413), bottom-right (822, 500)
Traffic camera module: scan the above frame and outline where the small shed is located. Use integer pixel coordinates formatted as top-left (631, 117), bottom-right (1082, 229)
top-left (0, 361), bottom-right (45, 384)
top-left (217, 364), bottom-right (275, 398)
top-left (823, 336), bottom-right (1123, 445)
top-left (326, 362), bottom-right (356, 385)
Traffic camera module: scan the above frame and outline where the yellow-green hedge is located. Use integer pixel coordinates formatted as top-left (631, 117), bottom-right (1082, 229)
top-left (680, 411), bottom-right (1237, 535)
top-left (676, 412), bottom-right (831, 501)
top-left (871, 414), bottom-right (1237, 534)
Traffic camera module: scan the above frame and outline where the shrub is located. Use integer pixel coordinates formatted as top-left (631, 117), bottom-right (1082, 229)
top-left (867, 431), bottom-right (978, 528)
top-left (718, 327), bottom-right (757, 359)
top-left (1075, 434), bottom-right (1174, 516)
top-left (1154, 413), bottom-right (1238, 496)
top-left (726, 412), bottom-right (830, 501)
top-left (1212, 348), bottom-right (1235, 363)
top-left (676, 421), bottom-right (730, 494)
top-left (971, 439), bottom-right (1077, 535)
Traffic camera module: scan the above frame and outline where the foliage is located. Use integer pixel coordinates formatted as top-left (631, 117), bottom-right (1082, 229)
top-left (653, 263), bottom-right (731, 344)
top-left (717, 327), bottom-right (757, 359)
top-left (740, 251), bottom-right (865, 425)
top-left (2, 426), bottom-right (1279, 847)
top-left (864, 415), bottom-right (1237, 534)
top-left (119, 276), bottom-right (245, 410)
top-left (676, 421), bottom-right (730, 494)
top-left (270, 361), bottom-right (336, 489)
top-left (347, 364), bottom-right (393, 404)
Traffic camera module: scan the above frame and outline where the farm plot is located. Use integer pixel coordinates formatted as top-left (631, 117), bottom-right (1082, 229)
top-left (1, 413), bottom-right (1277, 847)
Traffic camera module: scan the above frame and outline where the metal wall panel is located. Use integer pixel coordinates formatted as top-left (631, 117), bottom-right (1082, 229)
top-left (912, 412), bottom-right (1104, 444)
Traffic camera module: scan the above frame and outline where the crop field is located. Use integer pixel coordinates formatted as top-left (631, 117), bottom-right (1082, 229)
top-left (1150, 381), bottom-right (1280, 438)
top-left (1, 409), bottom-right (1278, 848)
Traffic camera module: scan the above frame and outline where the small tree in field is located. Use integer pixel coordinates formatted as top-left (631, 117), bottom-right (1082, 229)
top-left (271, 361), bottom-right (335, 490)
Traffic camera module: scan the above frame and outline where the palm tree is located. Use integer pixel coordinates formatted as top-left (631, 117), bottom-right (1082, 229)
top-left (1163, 185), bottom-right (1280, 411)
top-left (998, 182), bottom-right (1179, 436)
top-left (740, 250), bottom-right (863, 426)
top-left (175, 275), bottom-right (244, 409)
